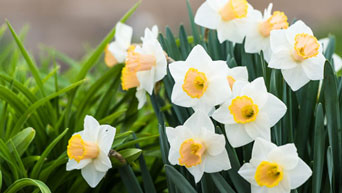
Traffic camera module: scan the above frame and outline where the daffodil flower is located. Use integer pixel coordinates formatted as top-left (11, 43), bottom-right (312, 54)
top-left (244, 3), bottom-right (289, 62)
top-left (66, 115), bottom-right (116, 188)
top-left (194, 0), bottom-right (260, 43)
top-left (169, 45), bottom-right (231, 113)
top-left (212, 77), bottom-right (286, 147)
top-left (319, 38), bottom-right (342, 72)
top-left (105, 22), bottom-right (133, 67)
top-left (120, 26), bottom-right (167, 109)
top-left (226, 66), bottom-right (249, 90)
top-left (238, 138), bottom-right (312, 193)
top-left (269, 20), bottom-right (326, 91)
top-left (166, 111), bottom-right (231, 183)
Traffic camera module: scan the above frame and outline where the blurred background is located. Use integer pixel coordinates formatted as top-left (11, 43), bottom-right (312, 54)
top-left (0, 0), bottom-right (341, 59)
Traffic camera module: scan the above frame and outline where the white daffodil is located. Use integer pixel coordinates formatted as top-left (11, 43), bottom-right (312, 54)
top-left (226, 66), bottom-right (248, 90)
top-left (319, 38), bottom-right (342, 72)
top-left (169, 45), bottom-right (230, 113)
top-left (244, 3), bottom-right (289, 62)
top-left (166, 111), bottom-right (231, 183)
top-left (238, 138), bottom-right (312, 193)
top-left (194, 0), bottom-right (260, 43)
top-left (105, 22), bottom-right (133, 67)
top-left (269, 20), bottom-right (326, 91)
top-left (120, 26), bottom-right (167, 109)
top-left (66, 115), bottom-right (116, 188)
top-left (212, 77), bottom-right (286, 147)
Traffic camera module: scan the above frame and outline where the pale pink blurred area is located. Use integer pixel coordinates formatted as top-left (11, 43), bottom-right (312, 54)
top-left (0, 0), bottom-right (341, 58)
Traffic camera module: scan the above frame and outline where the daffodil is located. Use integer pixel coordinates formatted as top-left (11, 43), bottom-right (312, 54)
top-left (319, 38), bottom-right (342, 72)
top-left (244, 3), bottom-right (289, 62)
top-left (194, 0), bottom-right (260, 43)
top-left (238, 138), bottom-right (312, 193)
top-left (269, 20), bottom-right (326, 91)
top-left (166, 111), bottom-right (231, 183)
top-left (212, 77), bottom-right (286, 147)
top-left (105, 22), bottom-right (133, 67)
top-left (169, 45), bottom-right (231, 113)
top-left (120, 26), bottom-right (167, 109)
top-left (226, 66), bottom-right (249, 90)
top-left (66, 115), bottom-right (116, 188)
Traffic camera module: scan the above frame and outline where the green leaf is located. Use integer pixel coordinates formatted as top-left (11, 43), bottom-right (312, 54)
top-left (4, 178), bottom-right (51, 193)
top-left (118, 164), bottom-right (144, 193)
top-left (186, 0), bottom-right (200, 45)
top-left (119, 148), bottom-right (142, 163)
top-left (7, 127), bottom-right (35, 156)
top-left (116, 134), bottom-right (159, 150)
top-left (30, 128), bottom-right (69, 179)
top-left (210, 173), bottom-right (237, 193)
top-left (312, 103), bottom-right (325, 193)
top-left (39, 152), bottom-right (67, 181)
top-left (165, 164), bottom-right (197, 193)
top-left (327, 146), bottom-right (333, 192)
top-left (0, 170), bottom-right (2, 191)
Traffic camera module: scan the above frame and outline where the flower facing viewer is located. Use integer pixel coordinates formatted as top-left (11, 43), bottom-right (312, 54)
top-left (238, 138), bottom-right (312, 193)
top-left (66, 115), bottom-right (116, 188)
top-left (166, 111), bottom-right (231, 183)
top-left (269, 20), bottom-right (326, 91)
top-left (212, 78), bottom-right (286, 147)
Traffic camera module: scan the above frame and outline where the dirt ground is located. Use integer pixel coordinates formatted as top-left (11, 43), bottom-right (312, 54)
top-left (0, 0), bottom-right (341, 58)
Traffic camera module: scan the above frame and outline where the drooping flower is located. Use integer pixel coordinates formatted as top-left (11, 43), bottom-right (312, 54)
top-left (120, 26), bottom-right (167, 109)
top-left (244, 3), bottom-right (289, 62)
top-left (269, 20), bottom-right (326, 91)
top-left (105, 22), bottom-right (133, 67)
top-left (238, 138), bottom-right (312, 193)
top-left (169, 45), bottom-right (231, 113)
top-left (166, 111), bottom-right (231, 183)
top-left (212, 77), bottom-right (286, 147)
top-left (194, 0), bottom-right (260, 43)
top-left (319, 38), bottom-right (342, 72)
top-left (66, 115), bottom-right (116, 188)
top-left (226, 66), bottom-right (249, 90)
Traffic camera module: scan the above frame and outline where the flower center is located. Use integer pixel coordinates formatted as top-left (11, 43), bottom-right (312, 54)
top-left (219, 0), bottom-right (248, 22)
top-left (292, 33), bottom-right (320, 62)
top-left (125, 48), bottom-right (156, 72)
top-left (259, 11), bottom-right (288, 37)
top-left (229, 96), bottom-right (259, 123)
top-left (104, 45), bottom-right (119, 68)
top-left (179, 139), bottom-right (206, 168)
top-left (227, 76), bottom-right (236, 89)
top-left (121, 66), bottom-right (140, 90)
top-left (182, 68), bottom-right (209, 98)
top-left (67, 134), bottom-right (99, 163)
top-left (255, 161), bottom-right (284, 188)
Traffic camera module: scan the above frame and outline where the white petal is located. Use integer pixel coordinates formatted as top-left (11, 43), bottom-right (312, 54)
top-left (281, 65), bottom-right (310, 91)
top-left (238, 163), bottom-right (257, 185)
top-left (244, 23), bottom-right (267, 54)
top-left (136, 88), bottom-right (147, 109)
top-left (187, 164), bottom-right (205, 183)
top-left (115, 22), bottom-right (133, 50)
top-left (202, 132), bottom-right (226, 156)
top-left (136, 68), bottom-right (155, 95)
top-left (287, 159), bottom-right (312, 189)
top-left (203, 76), bottom-right (231, 107)
top-left (93, 150), bottom-right (112, 172)
top-left (207, 0), bottom-right (227, 11)
top-left (261, 93), bottom-right (287, 127)
top-left (83, 115), bottom-right (100, 142)
top-left (270, 29), bottom-right (291, 53)
top-left (267, 144), bottom-right (299, 170)
top-left (203, 150), bottom-right (231, 173)
top-left (241, 78), bottom-right (268, 108)
top-left (251, 138), bottom-right (277, 166)
top-left (171, 82), bottom-right (198, 107)
top-left (194, 1), bottom-right (220, 29)
top-left (186, 45), bottom-right (212, 67)
top-left (184, 111), bottom-right (215, 133)
top-left (269, 49), bottom-right (297, 69)
top-left (217, 20), bottom-right (245, 43)
top-left (232, 80), bottom-right (249, 95)
top-left (107, 42), bottom-right (126, 63)
top-left (97, 125), bottom-right (116, 154)
top-left (212, 103), bottom-right (235, 124)
top-left (333, 54), bottom-right (342, 72)
top-left (225, 124), bottom-right (254, 148)
top-left (244, 113), bottom-right (271, 141)
top-left (301, 54), bottom-right (325, 80)
top-left (81, 164), bottom-right (106, 188)
top-left (169, 61), bottom-right (187, 81)
top-left (168, 145), bottom-right (180, 165)
top-left (250, 185), bottom-right (268, 193)
top-left (66, 159), bottom-right (91, 171)
top-left (269, 174), bottom-right (291, 193)
top-left (262, 43), bottom-right (272, 62)
top-left (286, 20), bottom-right (313, 45)
top-left (227, 66), bottom-right (249, 81)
